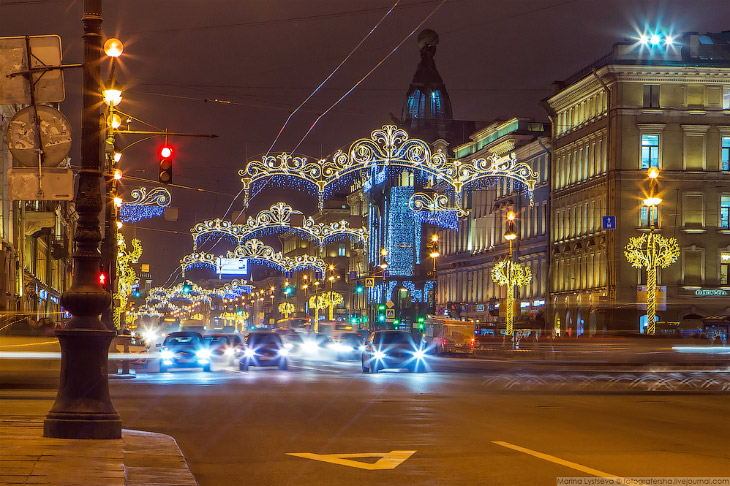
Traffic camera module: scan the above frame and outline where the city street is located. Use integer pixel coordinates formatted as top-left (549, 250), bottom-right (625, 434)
top-left (2, 357), bottom-right (728, 485)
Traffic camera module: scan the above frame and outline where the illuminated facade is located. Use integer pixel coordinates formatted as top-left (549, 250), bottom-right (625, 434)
top-left (545, 31), bottom-right (730, 334)
top-left (436, 118), bottom-right (551, 332)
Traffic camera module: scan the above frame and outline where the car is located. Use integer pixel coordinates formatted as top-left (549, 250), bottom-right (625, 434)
top-left (279, 333), bottom-right (304, 355)
top-left (240, 332), bottom-right (289, 371)
top-left (362, 330), bottom-right (428, 373)
top-left (203, 333), bottom-right (244, 365)
top-left (329, 333), bottom-right (365, 360)
top-left (299, 333), bottom-right (333, 359)
top-left (159, 331), bottom-right (212, 372)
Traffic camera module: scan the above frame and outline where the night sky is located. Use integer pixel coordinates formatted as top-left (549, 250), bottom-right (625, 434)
top-left (2, 0), bottom-right (728, 286)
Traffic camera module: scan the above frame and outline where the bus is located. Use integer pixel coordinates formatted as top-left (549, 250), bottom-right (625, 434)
top-left (422, 317), bottom-right (476, 355)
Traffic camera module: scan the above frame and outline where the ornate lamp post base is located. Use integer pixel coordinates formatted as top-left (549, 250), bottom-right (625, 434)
top-left (43, 329), bottom-right (121, 439)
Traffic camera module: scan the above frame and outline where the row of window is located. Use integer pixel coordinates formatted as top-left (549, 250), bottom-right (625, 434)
top-left (642, 84), bottom-right (730, 110)
top-left (552, 252), bottom-right (608, 292)
top-left (676, 249), bottom-right (730, 286)
top-left (641, 134), bottom-right (730, 171)
top-left (554, 132), bottom-right (608, 189)
top-left (552, 197), bottom-right (607, 242)
top-left (556, 90), bottom-right (608, 135)
top-left (437, 256), bottom-right (548, 304)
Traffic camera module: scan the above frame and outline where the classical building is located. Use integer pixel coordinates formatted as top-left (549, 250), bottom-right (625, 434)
top-left (544, 31), bottom-right (730, 335)
top-left (435, 117), bottom-right (551, 334)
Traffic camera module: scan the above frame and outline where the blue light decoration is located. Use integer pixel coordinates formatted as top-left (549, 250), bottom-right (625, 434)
top-left (400, 280), bottom-right (436, 303)
top-left (386, 280), bottom-right (398, 302)
top-left (119, 187), bottom-right (171, 223)
top-left (387, 186), bottom-right (416, 276)
top-left (408, 192), bottom-right (468, 230)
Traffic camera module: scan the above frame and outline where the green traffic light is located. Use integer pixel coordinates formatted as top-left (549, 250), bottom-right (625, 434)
top-left (394, 319), bottom-right (399, 325)
top-left (378, 315), bottom-right (385, 322)
top-left (378, 304), bottom-right (386, 311)
top-left (355, 286), bottom-right (364, 293)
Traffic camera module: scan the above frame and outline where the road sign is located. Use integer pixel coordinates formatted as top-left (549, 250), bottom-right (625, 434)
top-left (386, 300), bottom-right (394, 308)
top-left (286, 450), bottom-right (416, 470)
top-left (349, 271), bottom-right (357, 280)
top-left (8, 167), bottom-right (73, 200)
top-left (385, 309), bottom-right (395, 319)
top-left (365, 277), bottom-right (375, 288)
top-left (315, 271), bottom-right (322, 279)
top-left (382, 270), bottom-right (390, 278)
top-left (216, 258), bottom-right (248, 276)
top-left (0, 35), bottom-right (65, 104)
top-left (602, 216), bottom-right (616, 230)
top-left (7, 105), bottom-right (71, 167)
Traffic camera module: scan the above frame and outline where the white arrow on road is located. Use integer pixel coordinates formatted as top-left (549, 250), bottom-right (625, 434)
top-left (286, 450), bottom-right (416, 470)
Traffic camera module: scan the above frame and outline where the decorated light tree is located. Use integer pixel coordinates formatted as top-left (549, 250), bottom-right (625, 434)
top-left (115, 234), bottom-right (142, 329)
top-left (278, 302), bottom-right (295, 320)
top-left (308, 294), bottom-right (329, 332)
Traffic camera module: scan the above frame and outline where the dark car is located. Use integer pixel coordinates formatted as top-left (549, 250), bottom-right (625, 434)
top-left (331, 333), bottom-right (365, 360)
top-left (240, 332), bottom-right (289, 371)
top-left (204, 333), bottom-right (244, 365)
top-left (362, 330), bottom-right (428, 373)
top-left (279, 333), bottom-right (304, 355)
top-left (159, 331), bottom-right (211, 372)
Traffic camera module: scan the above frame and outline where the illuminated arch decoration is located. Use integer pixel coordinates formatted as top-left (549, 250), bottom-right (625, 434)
top-left (191, 202), bottom-right (367, 250)
top-left (213, 279), bottom-right (253, 300)
top-left (180, 239), bottom-right (328, 277)
top-left (119, 187), bottom-right (171, 223)
top-left (408, 192), bottom-right (469, 230)
top-left (240, 125), bottom-right (539, 210)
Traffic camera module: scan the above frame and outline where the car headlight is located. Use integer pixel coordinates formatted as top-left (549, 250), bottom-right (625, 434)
top-left (224, 348), bottom-right (235, 356)
top-left (161, 350), bottom-right (173, 359)
top-left (279, 348), bottom-right (289, 357)
top-left (196, 349), bottom-right (211, 359)
top-left (283, 342), bottom-right (294, 349)
top-left (414, 349), bottom-right (425, 360)
top-left (302, 341), bottom-right (318, 354)
top-left (358, 345), bottom-right (366, 351)
top-left (373, 350), bottom-right (386, 360)
top-left (244, 348), bottom-right (255, 358)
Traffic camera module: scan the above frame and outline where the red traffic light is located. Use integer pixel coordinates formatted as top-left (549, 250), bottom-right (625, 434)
top-left (98, 272), bottom-right (107, 286)
top-left (160, 145), bottom-right (173, 158)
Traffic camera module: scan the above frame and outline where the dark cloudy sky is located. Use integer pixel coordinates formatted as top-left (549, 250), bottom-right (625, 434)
top-left (2, 0), bottom-right (728, 285)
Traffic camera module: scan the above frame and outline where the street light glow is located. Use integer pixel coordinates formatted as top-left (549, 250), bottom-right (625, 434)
top-left (103, 38), bottom-right (124, 57)
top-left (506, 211), bottom-right (516, 221)
top-left (644, 197), bottom-right (662, 207)
top-left (647, 167), bottom-right (660, 179)
top-left (113, 151), bottom-right (122, 163)
top-left (103, 88), bottom-right (122, 106)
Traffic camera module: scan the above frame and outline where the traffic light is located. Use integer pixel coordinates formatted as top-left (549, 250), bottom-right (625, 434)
top-left (133, 291), bottom-right (141, 298)
top-left (182, 281), bottom-right (192, 294)
top-left (377, 304), bottom-right (386, 322)
top-left (98, 271), bottom-right (108, 289)
top-left (284, 286), bottom-right (294, 296)
top-left (417, 316), bottom-right (425, 329)
top-left (158, 144), bottom-right (174, 184)
top-left (355, 284), bottom-right (364, 293)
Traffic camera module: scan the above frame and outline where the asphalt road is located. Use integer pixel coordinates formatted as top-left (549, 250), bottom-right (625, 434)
top-left (2, 356), bottom-right (729, 485)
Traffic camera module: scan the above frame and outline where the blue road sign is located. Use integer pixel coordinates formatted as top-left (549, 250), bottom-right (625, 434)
top-left (315, 271), bottom-right (322, 279)
top-left (349, 271), bottom-right (357, 280)
top-left (602, 216), bottom-right (616, 230)
top-left (382, 270), bottom-right (390, 278)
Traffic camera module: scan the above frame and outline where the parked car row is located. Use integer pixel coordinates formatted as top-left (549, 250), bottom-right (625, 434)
top-left (156, 330), bottom-right (431, 374)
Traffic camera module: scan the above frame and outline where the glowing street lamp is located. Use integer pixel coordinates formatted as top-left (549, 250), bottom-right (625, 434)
top-left (625, 168), bottom-right (678, 334)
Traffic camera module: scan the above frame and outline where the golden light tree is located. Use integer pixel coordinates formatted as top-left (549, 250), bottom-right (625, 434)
top-left (624, 233), bottom-right (679, 334)
top-left (320, 291), bottom-right (343, 321)
top-left (308, 294), bottom-right (329, 332)
top-left (218, 311), bottom-right (249, 332)
top-left (115, 234), bottom-right (142, 329)
top-left (491, 260), bottom-right (532, 338)
top-left (278, 302), bottom-right (295, 319)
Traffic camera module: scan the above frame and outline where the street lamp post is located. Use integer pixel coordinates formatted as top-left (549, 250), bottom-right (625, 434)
top-left (44, 0), bottom-right (122, 439)
top-left (491, 211), bottom-right (531, 347)
top-left (625, 168), bottom-right (679, 335)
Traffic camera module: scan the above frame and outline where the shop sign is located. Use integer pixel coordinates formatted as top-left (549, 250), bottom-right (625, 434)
top-left (695, 289), bottom-right (728, 296)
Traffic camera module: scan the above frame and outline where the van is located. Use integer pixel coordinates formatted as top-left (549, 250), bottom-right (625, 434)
top-left (422, 317), bottom-right (476, 355)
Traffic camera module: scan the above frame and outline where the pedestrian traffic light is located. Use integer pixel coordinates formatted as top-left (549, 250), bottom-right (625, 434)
top-left (98, 271), bottom-right (108, 287)
top-left (158, 144), bottom-right (174, 184)
top-left (355, 284), bottom-right (364, 293)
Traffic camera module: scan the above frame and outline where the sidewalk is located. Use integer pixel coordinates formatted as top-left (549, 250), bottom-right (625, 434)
top-left (0, 418), bottom-right (197, 486)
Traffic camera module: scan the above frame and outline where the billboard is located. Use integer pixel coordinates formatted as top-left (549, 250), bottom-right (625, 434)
top-left (216, 258), bottom-right (248, 276)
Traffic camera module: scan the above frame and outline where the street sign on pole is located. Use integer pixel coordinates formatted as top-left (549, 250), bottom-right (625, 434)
top-left (365, 277), bottom-right (375, 288)
top-left (602, 216), bottom-right (616, 230)
top-left (7, 105), bottom-right (72, 167)
top-left (0, 35), bottom-right (65, 104)
top-left (385, 309), bottom-right (395, 320)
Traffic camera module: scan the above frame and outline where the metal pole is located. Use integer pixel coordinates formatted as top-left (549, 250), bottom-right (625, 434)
top-left (506, 239), bottom-right (514, 344)
top-left (44, 0), bottom-right (122, 439)
top-left (646, 204), bottom-right (656, 335)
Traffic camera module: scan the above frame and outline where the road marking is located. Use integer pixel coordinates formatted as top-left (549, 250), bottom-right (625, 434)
top-left (492, 441), bottom-right (646, 486)
top-left (286, 450), bottom-right (416, 470)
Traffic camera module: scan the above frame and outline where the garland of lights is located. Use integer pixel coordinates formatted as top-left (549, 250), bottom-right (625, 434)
top-left (408, 192), bottom-right (468, 230)
top-left (191, 202), bottom-right (367, 250)
top-left (240, 125), bottom-right (539, 210)
top-left (119, 187), bottom-right (171, 223)
top-left (180, 239), bottom-right (328, 277)
top-left (115, 234), bottom-right (142, 329)
top-left (491, 260), bottom-right (532, 337)
top-left (624, 232), bottom-right (679, 334)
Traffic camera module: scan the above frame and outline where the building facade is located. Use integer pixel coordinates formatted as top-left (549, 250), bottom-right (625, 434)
top-left (436, 117), bottom-right (551, 334)
top-left (545, 31), bottom-right (730, 334)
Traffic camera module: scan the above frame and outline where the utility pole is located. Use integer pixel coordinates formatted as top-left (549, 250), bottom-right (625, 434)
top-left (44, 0), bottom-right (122, 439)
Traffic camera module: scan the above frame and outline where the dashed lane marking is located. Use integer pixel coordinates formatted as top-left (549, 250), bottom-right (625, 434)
top-left (492, 441), bottom-right (646, 486)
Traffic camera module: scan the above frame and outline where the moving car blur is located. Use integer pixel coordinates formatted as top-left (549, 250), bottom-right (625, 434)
top-left (203, 333), bottom-right (244, 365)
top-left (362, 330), bottom-right (428, 373)
top-left (329, 333), bottom-right (366, 361)
top-left (159, 331), bottom-right (212, 372)
top-left (240, 332), bottom-right (289, 371)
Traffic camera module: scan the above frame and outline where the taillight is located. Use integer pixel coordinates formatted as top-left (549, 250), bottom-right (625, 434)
top-left (470, 338), bottom-right (475, 347)
top-left (443, 339), bottom-right (447, 345)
